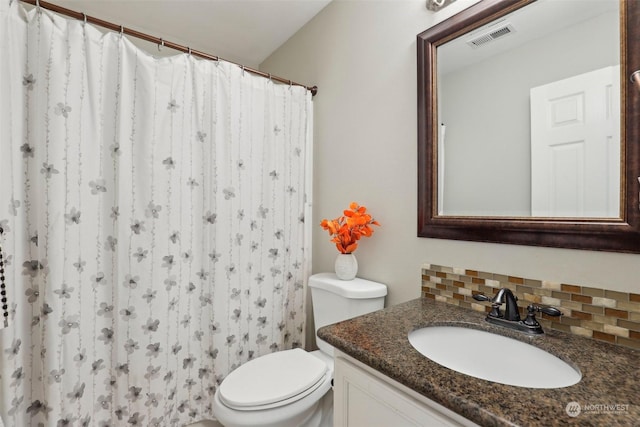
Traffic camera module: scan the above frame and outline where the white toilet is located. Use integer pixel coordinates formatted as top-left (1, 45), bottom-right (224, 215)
top-left (212, 272), bottom-right (387, 427)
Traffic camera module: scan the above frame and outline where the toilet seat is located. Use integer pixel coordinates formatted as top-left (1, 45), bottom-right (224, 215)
top-left (219, 348), bottom-right (328, 411)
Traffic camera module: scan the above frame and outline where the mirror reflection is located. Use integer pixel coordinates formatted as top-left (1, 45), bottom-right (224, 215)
top-left (436, 0), bottom-right (620, 217)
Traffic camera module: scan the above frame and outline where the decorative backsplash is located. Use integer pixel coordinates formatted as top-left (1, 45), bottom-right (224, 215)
top-left (421, 264), bottom-right (640, 351)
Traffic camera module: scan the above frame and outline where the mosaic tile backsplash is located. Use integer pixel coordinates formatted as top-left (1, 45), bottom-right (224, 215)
top-left (421, 264), bottom-right (640, 351)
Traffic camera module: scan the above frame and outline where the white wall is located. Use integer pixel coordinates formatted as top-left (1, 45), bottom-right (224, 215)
top-left (260, 0), bottom-right (640, 346)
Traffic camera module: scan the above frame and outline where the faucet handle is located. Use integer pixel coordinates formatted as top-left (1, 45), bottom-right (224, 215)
top-left (528, 304), bottom-right (562, 317)
top-left (524, 304), bottom-right (562, 326)
top-left (473, 293), bottom-right (502, 318)
top-left (472, 293), bottom-right (491, 302)
top-left (539, 306), bottom-right (562, 317)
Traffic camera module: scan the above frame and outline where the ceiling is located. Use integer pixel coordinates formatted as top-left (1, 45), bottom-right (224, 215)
top-left (49, 0), bottom-right (333, 67)
top-left (439, 0), bottom-right (618, 74)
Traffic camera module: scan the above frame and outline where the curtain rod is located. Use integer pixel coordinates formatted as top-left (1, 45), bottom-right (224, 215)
top-left (17, 0), bottom-right (318, 96)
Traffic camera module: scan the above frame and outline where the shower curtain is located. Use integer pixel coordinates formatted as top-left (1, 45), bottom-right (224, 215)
top-left (0, 2), bottom-right (313, 426)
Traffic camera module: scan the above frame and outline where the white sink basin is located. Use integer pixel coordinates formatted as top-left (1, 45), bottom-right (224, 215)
top-left (408, 326), bottom-right (581, 389)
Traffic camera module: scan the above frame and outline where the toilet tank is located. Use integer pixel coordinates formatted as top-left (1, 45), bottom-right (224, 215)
top-left (308, 273), bottom-right (387, 356)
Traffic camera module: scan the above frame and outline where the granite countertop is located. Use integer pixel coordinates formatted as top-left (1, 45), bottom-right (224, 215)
top-left (317, 298), bottom-right (640, 427)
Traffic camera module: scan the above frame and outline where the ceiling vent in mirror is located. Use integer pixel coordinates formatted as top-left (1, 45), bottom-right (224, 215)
top-left (467, 23), bottom-right (516, 48)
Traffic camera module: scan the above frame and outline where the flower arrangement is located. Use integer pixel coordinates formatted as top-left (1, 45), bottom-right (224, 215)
top-left (320, 202), bottom-right (380, 254)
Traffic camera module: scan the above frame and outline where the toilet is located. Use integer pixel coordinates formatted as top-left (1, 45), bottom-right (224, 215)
top-left (212, 272), bottom-right (387, 427)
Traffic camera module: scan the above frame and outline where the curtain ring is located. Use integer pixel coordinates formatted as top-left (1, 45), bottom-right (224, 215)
top-left (188, 47), bottom-right (192, 56)
top-left (82, 13), bottom-right (87, 25)
top-left (289, 80), bottom-right (292, 89)
top-left (268, 73), bottom-right (272, 83)
top-left (119, 25), bottom-right (124, 37)
top-left (158, 38), bottom-right (164, 51)
top-left (241, 65), bottom-right (245, 76)
top-left (35, 0), bottom-right (41, 12)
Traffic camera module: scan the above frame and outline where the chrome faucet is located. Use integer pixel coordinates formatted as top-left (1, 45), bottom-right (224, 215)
top-left (473, 288), bottom-right (561, 335)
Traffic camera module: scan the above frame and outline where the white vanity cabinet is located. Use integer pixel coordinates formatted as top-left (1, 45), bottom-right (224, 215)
top-left (333, 350), bottom-right (479, 427)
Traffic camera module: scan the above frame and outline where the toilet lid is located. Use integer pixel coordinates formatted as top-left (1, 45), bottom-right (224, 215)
top-left (219, 348), bottom-right (328, 410)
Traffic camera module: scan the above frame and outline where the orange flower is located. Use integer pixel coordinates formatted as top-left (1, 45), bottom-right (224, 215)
top-left (320, 202), bottom-right (380, 254)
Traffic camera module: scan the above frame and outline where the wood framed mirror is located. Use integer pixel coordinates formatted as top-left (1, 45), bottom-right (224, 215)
top-left (417, 0), bottom-right (640, 253)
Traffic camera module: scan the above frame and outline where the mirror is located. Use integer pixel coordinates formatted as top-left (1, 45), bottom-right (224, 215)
top-left (417, 0), bottom-right (640, 252)
top-left (438, 0), bottom-right (619, 217)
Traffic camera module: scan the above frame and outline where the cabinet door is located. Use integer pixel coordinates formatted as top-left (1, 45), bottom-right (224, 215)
top-left (334, 356), bottom-right (467, 427)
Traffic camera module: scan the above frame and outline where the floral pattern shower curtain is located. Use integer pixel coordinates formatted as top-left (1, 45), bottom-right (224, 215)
top-left (0, 2), bottom-right (313, 426)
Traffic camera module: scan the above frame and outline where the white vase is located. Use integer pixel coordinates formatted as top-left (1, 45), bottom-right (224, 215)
top-left (334, 253), bottom-right (358, 280)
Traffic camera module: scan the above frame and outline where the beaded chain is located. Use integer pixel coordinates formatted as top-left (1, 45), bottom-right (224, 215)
top-left (0, 227), bottom-right (7, 327)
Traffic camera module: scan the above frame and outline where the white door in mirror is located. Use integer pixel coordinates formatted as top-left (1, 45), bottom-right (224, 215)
top-left (530, 65), bottom-right (620, 217)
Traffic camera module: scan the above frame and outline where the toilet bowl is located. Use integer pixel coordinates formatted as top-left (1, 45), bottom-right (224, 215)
top-left (212, 273), bottom-right (387, 427)
top-left (213, 349), bottom-right (333, 427)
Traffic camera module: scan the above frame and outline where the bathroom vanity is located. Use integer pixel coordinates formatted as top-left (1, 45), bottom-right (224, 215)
top-left (318, 298), bottom-right (640, 426)
top-left (334, 350), bottom-right (476, 426)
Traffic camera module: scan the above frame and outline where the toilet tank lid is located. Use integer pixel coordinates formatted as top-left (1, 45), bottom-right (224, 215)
top-left (309, 273), bottom-right (387, 298)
